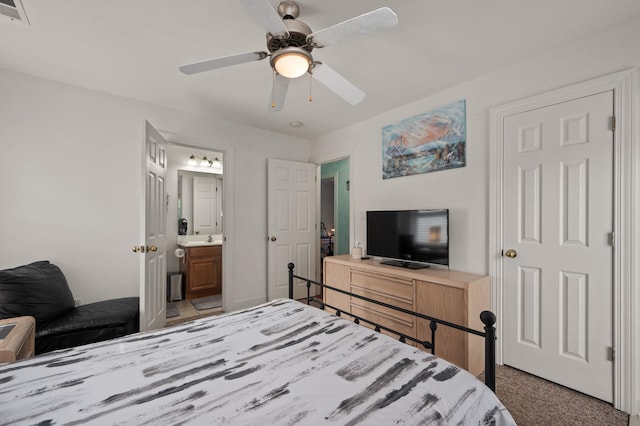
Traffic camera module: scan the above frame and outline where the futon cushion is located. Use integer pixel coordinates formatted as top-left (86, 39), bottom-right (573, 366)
top-left (35, 297), bottom-right (140, 354)
top-left (0, 260), bottom-right (75, 327)
top-left (36, 297), bottom-right (140, 337)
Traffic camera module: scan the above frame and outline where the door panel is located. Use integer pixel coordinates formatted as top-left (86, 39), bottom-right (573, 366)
top-left (267, 159), bottom-right (316, 300)
top-left (193, 175), bottom-right (218, 235)
top-left (141, 121), bottom-right (167, 331)
top-left (502, 91), bottom-right (614, 402)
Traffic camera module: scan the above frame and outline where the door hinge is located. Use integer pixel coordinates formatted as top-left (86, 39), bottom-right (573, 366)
top-left (610, 116), bottom-right (616, 131)
top-left (608, 232), bottom-right (615, 247)
top-left (607, 346), bottom-right (615, 361)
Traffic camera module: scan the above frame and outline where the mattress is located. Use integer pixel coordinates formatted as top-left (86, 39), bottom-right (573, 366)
top-left (0, 298), bottom-right (515, 425)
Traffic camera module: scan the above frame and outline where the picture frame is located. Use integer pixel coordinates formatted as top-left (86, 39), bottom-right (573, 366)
top-left (382, 99), bottom-right (466, 179)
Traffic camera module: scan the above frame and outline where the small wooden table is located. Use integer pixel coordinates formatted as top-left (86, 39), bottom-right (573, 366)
top-left (0, 316), bottom-right (36, 363)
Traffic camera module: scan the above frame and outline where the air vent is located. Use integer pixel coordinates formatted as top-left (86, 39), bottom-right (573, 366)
top-left (0, 0), bottom-right (30, 25)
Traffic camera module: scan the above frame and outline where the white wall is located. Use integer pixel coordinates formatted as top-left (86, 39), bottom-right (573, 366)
top-left (311, 17), bottom-right (640, 274)
top-left (0, 68), bottom-right (310, 309)
top-left (311, 17), bottom-right (640, 414)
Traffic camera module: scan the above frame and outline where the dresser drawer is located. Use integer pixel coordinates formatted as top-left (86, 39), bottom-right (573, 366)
top-left (351, 284), bottom-right (414, 323)
top-left (351, 269), bottom-right (413, 303)
top-left (351, 301), bottom-right (415, 339)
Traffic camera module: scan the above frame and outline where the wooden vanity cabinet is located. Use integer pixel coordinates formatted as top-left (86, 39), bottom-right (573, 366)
top-left (323, 255), bottom-right (489, 375)
top-left (180, 245), bottom-right (222, 299)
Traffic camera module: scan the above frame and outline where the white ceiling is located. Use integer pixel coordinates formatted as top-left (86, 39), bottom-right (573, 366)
top-left (2, 0), bottom-right (640, 139)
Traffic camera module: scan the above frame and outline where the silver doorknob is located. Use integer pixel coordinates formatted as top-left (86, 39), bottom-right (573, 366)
top-left (504, 249), bottom-right (517, 258)
top-left (270, 236), bottom-right (277, 241)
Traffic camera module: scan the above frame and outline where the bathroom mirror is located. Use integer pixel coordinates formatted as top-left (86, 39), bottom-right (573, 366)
top-left (177, 170), bottom-right (223, 235)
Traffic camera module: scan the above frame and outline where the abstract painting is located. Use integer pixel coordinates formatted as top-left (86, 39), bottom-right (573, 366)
top-left (382, 100), bottom-right (466, 179)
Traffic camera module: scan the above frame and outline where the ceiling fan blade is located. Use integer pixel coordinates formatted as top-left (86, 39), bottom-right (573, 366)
top-left (179, 51), bottom-right (268, 75)
top-left (269, 73), bottom-right (290, 112)
top-left (311, 62), bottom-right (365, 105)
top-left (240, 0), bottom-right (289, 39)
top-left (307, 7), bottom-right (398, 48)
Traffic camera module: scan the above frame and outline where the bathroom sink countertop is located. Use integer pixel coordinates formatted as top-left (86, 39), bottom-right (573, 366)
top-left (178, 241), bottom-right (222, 247)
top-left (177, 235), bottom-right (223, 247)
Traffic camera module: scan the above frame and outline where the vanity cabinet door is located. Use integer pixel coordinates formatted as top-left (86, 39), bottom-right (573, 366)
top-left (183, 246), bottom-right (222, 298)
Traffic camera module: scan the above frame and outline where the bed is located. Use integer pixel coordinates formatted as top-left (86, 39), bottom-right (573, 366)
top-left (0, 266), bottom-right (515, 425)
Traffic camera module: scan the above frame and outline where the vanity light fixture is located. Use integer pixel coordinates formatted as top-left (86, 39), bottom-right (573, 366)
top-left (188, 155), bottom-right (223, 170)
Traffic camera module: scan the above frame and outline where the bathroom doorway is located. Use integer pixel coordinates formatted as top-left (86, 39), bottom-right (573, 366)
top-left (166, 143), bottom-right (225, 324)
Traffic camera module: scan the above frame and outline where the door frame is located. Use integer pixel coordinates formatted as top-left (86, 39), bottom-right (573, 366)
top-left (147, 130), bottom-right (235, 315)
top-left (315, 152), bottom-right (353, 283)
top-left (489, 68), bottom-right (638, 413)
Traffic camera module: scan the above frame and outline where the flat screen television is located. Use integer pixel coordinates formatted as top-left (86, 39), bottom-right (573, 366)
top-left (366, 209), bottom-right (449, 269)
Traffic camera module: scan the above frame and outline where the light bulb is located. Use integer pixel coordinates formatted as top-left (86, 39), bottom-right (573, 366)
top-left (271, 47), bottom-right (311, 79)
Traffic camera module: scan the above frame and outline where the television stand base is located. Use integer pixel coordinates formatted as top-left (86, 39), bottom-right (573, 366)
top-left (380, 260), bottom-right (430, 270)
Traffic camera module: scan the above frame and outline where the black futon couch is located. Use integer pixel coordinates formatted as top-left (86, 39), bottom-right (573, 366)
top-left (0, 260), bottom-right (139, 355)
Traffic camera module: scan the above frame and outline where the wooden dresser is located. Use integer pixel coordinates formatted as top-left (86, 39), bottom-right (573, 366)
top-left (323, 255), bottom-right (489, 375)
top-left (179, 245), bottom-right (222, 299)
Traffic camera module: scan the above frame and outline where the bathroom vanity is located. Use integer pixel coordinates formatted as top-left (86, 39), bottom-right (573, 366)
top-left (178, 242), bottom-right (222, 299)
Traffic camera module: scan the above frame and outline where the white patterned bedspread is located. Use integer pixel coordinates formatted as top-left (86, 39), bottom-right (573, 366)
top-left (0, 299), bottom-right (515, 425)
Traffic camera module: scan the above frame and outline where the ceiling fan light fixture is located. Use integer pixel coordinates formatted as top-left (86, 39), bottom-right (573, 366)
top-left (271, 47), bottom-right (311, 79)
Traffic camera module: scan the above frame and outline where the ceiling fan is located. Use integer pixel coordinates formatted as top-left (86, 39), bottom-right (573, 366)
top-left (179, 0), bottom-right (398, 111)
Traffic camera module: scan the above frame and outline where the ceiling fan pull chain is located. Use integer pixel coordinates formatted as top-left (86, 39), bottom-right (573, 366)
top-left (271, 70), bottom-right (277, 108)
top-left (308, 72), bottom-right (313, 102)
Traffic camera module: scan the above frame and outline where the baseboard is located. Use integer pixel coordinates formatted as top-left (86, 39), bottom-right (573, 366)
top-left (629, 414), bottom-right (639, 426)
top-left (227, 296), bottom-right (267, 312)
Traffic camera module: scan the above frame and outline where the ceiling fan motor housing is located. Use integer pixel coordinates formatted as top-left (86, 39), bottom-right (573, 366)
top-left (266, 15), bottom-right (313, 53)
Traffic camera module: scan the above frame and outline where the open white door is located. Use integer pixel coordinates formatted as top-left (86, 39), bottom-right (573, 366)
top-left (140, 121), bottom-right (167, 331)
top-left (267, 159), bottom-right (316, 300)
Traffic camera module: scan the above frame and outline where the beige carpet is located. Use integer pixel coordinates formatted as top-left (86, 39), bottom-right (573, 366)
top-left (487, 365), bottom-right (628, 425)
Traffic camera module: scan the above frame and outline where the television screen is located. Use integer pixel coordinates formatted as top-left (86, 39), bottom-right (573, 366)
top-left (366, 209), bottom-right (449, 268)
